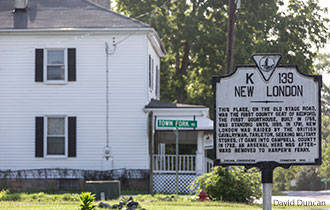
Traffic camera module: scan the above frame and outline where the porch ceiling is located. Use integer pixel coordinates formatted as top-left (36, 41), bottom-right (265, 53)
top-left (156, 131), bottom-right (197, 144)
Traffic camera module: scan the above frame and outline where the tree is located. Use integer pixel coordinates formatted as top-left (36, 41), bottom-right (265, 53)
top-left (314, 53), bottom-right (330, 180)
top-left (295, 166), bottom-right (323, 190)
top-left (116, 0), bottom-right (329, 109)
top-left (273, 166), bottom-right (300, 191)
top-left (314, 53), bottom-right (330, 115)
top-left (318, 116), bottom-right (330, 180)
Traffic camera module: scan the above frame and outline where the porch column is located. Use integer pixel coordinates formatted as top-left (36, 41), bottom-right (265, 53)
top-left (195, 131), bottom-right (205, 175)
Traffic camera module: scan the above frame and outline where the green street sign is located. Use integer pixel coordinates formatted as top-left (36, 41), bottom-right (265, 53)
top-left (158, 119), bottom-right (197, 128)
top-left (321, 179), bottom-right (330, 182)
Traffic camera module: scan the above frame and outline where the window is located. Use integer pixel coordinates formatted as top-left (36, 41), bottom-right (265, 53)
top-left (35, 116), bottom-right (77, 158)
top-left (35, 48), bottom-right (76, 83)
top-left (46, 49), bottom-right (66, 82)
top-left (45, 116), bottom-right (67, 157)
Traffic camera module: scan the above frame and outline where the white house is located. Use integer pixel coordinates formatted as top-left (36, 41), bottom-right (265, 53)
top-left (0, 0), bottom-right (213, 193)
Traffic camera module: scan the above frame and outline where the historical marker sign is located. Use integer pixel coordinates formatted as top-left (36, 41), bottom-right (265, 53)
top-left (213, 54), bottom-right (322, 166)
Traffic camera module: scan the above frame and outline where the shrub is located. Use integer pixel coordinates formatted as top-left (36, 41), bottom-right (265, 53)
top-left (190, 166), bottom-right (261, 203)
top-left (79, 192), bottom-right (96, 210)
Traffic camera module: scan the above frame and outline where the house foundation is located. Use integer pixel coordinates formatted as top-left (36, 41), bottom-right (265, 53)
top-left (0, 168), bottom-right (149, 192)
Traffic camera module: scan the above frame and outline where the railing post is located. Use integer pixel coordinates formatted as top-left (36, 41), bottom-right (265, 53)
top-left (152, 154), bottom-right (197, 173)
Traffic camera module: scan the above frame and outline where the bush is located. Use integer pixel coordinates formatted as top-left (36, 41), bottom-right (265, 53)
top-left (190, 166), bottom-right (261, 203)
top-left (79, 192), bottom-right (96, 210)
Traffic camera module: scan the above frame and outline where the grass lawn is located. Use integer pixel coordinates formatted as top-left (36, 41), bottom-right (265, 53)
top-left (0, 201), bottom-right (78, 210)
top-left (0, 192), bottom-right (328, 210)
top-left (0, 200), bottom-right (329, 210)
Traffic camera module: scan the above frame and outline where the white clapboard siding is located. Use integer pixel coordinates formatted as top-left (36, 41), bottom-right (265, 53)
top-left (0, 31), bottom-right (155, 170)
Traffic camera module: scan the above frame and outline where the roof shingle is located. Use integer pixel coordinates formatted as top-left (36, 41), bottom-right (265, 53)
top-left (0, 0), bottom-right (151, 30)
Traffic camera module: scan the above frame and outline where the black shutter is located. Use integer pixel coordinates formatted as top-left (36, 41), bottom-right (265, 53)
top-left (35, 117), bottom-right (44, 157)
top-left (68, 48), bottom-right (76, 81)
top-left (68, 117), bottom-right (77, 157)
top-left (35, 49), bottom-right (44, 82)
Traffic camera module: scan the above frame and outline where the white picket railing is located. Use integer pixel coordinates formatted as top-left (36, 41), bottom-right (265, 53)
top-left (153, 154), bottom-right (196, 173)
top-left (205, 158), bottom-right (214, 173)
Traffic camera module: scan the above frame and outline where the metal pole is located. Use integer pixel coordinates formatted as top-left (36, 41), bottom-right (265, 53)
top-left (225, 0), bottom-right (236, 75)
top-left (262, 166), bottom-right (273, 210)
top-left (175, 126), bottom-right (179, 195)
top-left (262, 183), bottom-right (272, 210)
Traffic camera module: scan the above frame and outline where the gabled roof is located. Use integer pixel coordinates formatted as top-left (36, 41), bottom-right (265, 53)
top-left (145, 99), bottom-right (207, 109)
top-left (0, 0), bottom-right (151, 30)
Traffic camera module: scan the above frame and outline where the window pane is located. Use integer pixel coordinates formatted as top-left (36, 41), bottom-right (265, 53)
top-left (47, 66), bottom-right (64, 80)
top-left (48, 117), bottom-right (65, 135)
top-left (47, 137), bottom-right (65, 155)
top-left (48, 50), bottom-right (64, 65)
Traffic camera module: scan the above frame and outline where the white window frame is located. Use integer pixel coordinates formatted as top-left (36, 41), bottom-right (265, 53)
top-left (44, 48), bottom-right (68, 84)
top-left (44, 115), bottom-right (68, 158)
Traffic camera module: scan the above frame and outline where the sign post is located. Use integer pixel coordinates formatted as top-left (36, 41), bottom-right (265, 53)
top-left (175, 126), bottom-right (179, 194)
top-left (213, 54), bottom-right (322, 210)
top-left (157, 119), bottom-right (197, 194)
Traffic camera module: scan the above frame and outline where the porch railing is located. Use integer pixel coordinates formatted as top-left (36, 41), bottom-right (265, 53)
top-left (153, 154), bottom-right (196, 173)
top-left (206, 158), bottom-right (214, 173)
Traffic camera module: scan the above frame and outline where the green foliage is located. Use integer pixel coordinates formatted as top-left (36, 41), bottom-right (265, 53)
top-left (273, 167), bottom-right (286, 191)
top-left (314, 53), bottom-right (330, 116)
top-left (273, 166), bottom-right (324, 191)
top-left (0, 189), bottom-right (9, 200)
top-left (190, 166), bottom-right (261, 203)
top-left (0, 189), bottom-right (23, 201)
top-left (315, 53), bottom-right (330, 74)
top-left (319, 116), bottom-right (330, 180)
top-left (0, 190), bottom-right (79, 202)
top-left (273, 166), bottom-right (300, 192)
top-left (322, 85), bottom-right (330, 116)
top-left (116, 0), bottom-right (329, 109)
top-left (320, 144), bottom-right (330, 180)
top-left (79, 192), bottom-right (96, 210)
top-left (294, 166), bottom-right (322, 190)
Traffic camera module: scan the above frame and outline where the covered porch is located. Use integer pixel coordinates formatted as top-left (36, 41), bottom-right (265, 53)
top-left (145, 99), bottom-right (214, 193)
top-left (152, 130), bottom-right (214, 175)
